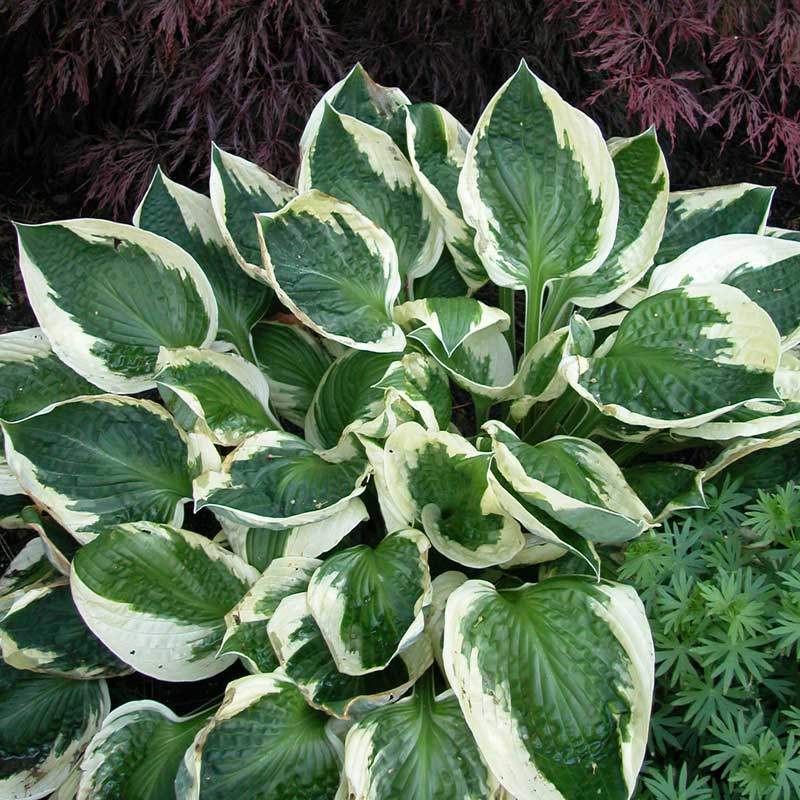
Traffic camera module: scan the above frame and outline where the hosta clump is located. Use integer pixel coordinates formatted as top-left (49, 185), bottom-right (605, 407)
top-left (0, 61), bottom-right (798, 800)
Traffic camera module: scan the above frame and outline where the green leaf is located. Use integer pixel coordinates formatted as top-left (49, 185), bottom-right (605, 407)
top-left (554, 129), bottom-right (669, 309)
top-left (209, 143), bottom-right (295, 277)
top-left (0, 328), bottom-right (102, 423)
top-left (0, 538), bottom-right (58, 618)
top-left (77, 700), bottom-right (210, 800)
top-left (268, 592), bottom-right (433, 719)
top-left (222, 498), bottom-right (369, 571)
top-left (304, 350), bottom-right (397, 453)
top-left (406, 102), bottom-right (487, 289)
top-left (299, 104), bottom-right (442, 283)
top-left (301, 63), bottom-right (410, 154)
top-left (649, 233), bottom-right (800, 348)
top-left (412, 248), bottom-right (470, 298)
top-left (176, 674), bottom-right (343, 800)
top-left (250, 321), bottom-right (332, 427)
top-left (134, 168), bottom-right (271, 359)
top-left (219, 555), bottom-right (321, 673)
top-left (257, 191), bottom-right (406, 352)
top-left (306, 529), bottom-right (431, 675)
top-left (344, 684), bottom-right (502, 800)
top-left (20, 507), bottom-right (79, 576)
top-left (485, 420), bottom-right (652, 543)
top-left (71, 522), bottom-right (257, 681)
top-left (0, 581), bottom-right (128, 678)
top-left (3, 396), bottom-right (198, 541)
top-left (443, 577), bottom-right (654, 800)
top-left (623, 462), bottom-right (706, 522)
top-left (564, 284), bottom-right (781, 428)
top-left (15, 220), bottom-right (217, 393)
top-left (0, 660), bottom-right (109, 800)
top-left (194, 430), bottom-right (370, 530)
top-left (154, 346), bottom-right (280, 446)
top-left (458, 62), bottom-right (618, 339)
top-left (382, 422), bottom-right (524, 566)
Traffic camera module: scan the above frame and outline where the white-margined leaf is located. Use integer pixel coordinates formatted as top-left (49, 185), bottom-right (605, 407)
top-left (301, 63), bottom-right (410, 154)
top-left (306, 529), bottom-right (431, 676)
top-left (623, 462), bottom-right (706, 522)
top-left (194, 430), bottom-right (370, 529)
top-left (298, 105), bottom-right (442, 283)
top-left (458, 61), bottom-right (618, 340)
top-left (19, 506), bottom-right (78, 576)
top-left (394, 297), bottom-right (508, 357)
top-left (154, 346), bottom-right (280, 446)
top-left (766, 225), bottom-right (800, 243)
top-left (15, 220), bottom-right (218, 394)
top-left (383, 422), bottom-right (524, 566)
top-left (209, 143), bottom-right (295, 277)
top-left (219, 556), bottom-right (321, 673)
top-left (0, 580), bottom-right (128, 678)
top-left (443, 577), bottom-right (654, 800)
top-left (0, 660), bottom-right (109, 800)
top-left (222, 497), bottom-right (369, 571)
top-left (0, 538), bottom-right (57, 619)
top-left (77, 700), bottom-right (211, 800)
top-left (250, 321), bottom-right (332, 427)
top-left (257, 190), bottom-right (406, 352)
top-left (268, 592), bottom-right (433, 719)
top-left (485, 420), bottom-right (652, 543)
top-left (0, 328), bottom-right (102, 423)
top-left (425, 571), bottom-right (467, 673)
top-left (362, 438), bottom-right (411, 534)
top-left (552, 129), bottom-right (669, 309)
top-left (412, 247), bottom-right (470, 298)
top-left (3, 396), bottom-right (198, 542)
top-left (175, 673), bottom-right (343, 800)
top-left (134, 168), bottom-right (271, 359)
top-left (71, 522), bottom-right (257, 681)
top-left (649, 233), bottom-right (800, 348)
top-left (405, 102), bottom-right (487, 288)
top-left (344, 680), bottom-right (502, 800)
top-left (563, 284), bottom-right (781, 428)
top-left (702, 428), bottom-right (800, 485)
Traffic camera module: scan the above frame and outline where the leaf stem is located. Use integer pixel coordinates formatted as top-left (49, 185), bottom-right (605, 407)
top-left (522, 390), bottom-right (580, 443)
top-left (472, 394), bottom-right (493, 431)
top-left (524, 284), bottom-right (543, 355)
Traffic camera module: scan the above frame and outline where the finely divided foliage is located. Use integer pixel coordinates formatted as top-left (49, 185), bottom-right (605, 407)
top-left (0, 61), bottom-right (796, 800)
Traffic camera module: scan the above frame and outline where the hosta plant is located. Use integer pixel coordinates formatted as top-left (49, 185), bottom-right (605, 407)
top-left (0, 62), bottom-right (798, 800)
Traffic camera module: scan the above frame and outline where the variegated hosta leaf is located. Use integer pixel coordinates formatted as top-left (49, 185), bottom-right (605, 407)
top-left (194, 430), bottom-right (370, 529)
top-left (175, 673), bottom-right (343, 800)
top-left (623, 462), bottom-right (706, 522)
top-left (70, 522), bottom-right (257, 681)
top-left (298, 104), bottom-right (442, 282)
top-left (425, 571), bottom-right (467, 672)
top-left (257, 191), bottom-right (406, 352)
top-left (344, 681), bottom-right (502, 800)
top-left (301, 63), bottom-right (411, 154)
top-left (219, 556), bottom-right (321, 673)
top-left (674, 400), bottom-right (800, 442)
top-left (405, 102), bottom-right (487, 289)
top-left (15, 220), bottom-right (217, 394)
top-left (412, 247), bottom-right (470, 298)
top-left (702, 428), bottom-right (800, 486)
top-left (77, 700), bottom-right (210, 800)
top-left (383, 422), bottom-right (524, 567)
top-left (0, 494), bottom-right (29, 530)
top-left (766, 225), bottom-right (800, 243)
top-left (0, 581), bottom-right (128, 678)
top-left (553, 129), bottom-right (669, 309)
top-left (251, 321), bottom-right (332, 427)
top-left (222, 497), bottom-right (369, 571)
top-left (485, 420), bottom-right (652, 543)
top-left (458, 62), bottom-right (618, 339)
top-left (653, 182), bottom-right (774, 268)
top-left (21, 507), bottom-right (79, 576)
top-left (0, 451), bottom-right (24, 496)
top-left (0, 660), bottom-right (109, 800)
top-left (134, 168), bottom-right (271, 359)
top-left (0, 328), bottom-right (102, 423)
top-left (649, 233), bottom-right (800, 348)
top-left (409, 324), bottom-right (514, 399)
top-left (305, 350), bottom-right (397, 454)
top-left (306, 529), bottom-right (431, 676)
top-left (3, 396), bottom-right (199, 542)
top-left (0, 537), bottom-right (57, 618)
top-left (563, 284), bottom-right (781, 429)
top-left (209, 142), bottom-right (295, 277)
top-left (362, 438), bottom-right (412, 534)
top-left (372, 352), bottom-right (452, 432)
top-left (443, 577), bottom-right (654, 800)
top-left (268, 592), bottom-right (433, 719)
top-left (394, 297), bottom-right (508, 357)
top-left (154, 346), bottom-right (280, 446)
